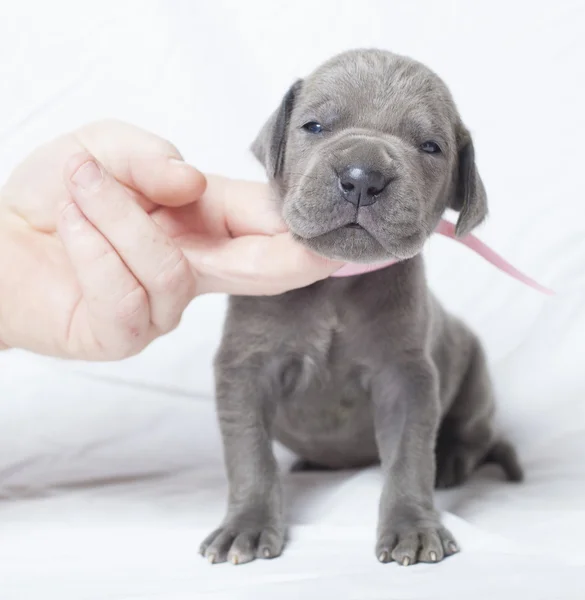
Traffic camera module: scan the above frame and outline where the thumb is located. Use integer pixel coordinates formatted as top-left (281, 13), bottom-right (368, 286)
top-left (74, 120), bottom-right (207, 208)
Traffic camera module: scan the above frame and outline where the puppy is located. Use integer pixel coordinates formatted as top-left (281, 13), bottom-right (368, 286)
top-left (201, 49), bottom-right (522, 567)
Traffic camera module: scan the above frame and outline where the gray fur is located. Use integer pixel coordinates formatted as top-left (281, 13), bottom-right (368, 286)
top-left (201, 49), bottom-right (522, 567)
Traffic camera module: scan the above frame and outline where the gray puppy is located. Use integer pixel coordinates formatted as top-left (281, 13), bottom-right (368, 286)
top-left (201, 49), bottom-right (522, 567)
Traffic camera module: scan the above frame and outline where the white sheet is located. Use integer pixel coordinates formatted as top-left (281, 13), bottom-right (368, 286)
top-left (1, 1), bottom-right (585, 598)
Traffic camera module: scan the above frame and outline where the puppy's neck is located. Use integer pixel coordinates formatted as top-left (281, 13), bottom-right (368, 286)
top-left (331, 219), bottom-right (553, 296)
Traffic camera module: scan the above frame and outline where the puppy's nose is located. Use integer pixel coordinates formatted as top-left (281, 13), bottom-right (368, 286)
top-left (338, 166), bottom-right (388, 207)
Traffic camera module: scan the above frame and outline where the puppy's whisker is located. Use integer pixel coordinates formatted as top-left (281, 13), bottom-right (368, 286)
top-left (288, 172), bottom-right (320, 182)
top-left (329, 150), bottom-right (344, 168)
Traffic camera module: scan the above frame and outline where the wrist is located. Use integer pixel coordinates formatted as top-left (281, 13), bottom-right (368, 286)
top-left (0, 222), bottom-right (9, 350)
top-left (0, 210), bottom-right (22, 351)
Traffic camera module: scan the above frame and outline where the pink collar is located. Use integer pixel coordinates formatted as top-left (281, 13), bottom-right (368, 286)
top-left (331, 218), bottom-right (554, 296)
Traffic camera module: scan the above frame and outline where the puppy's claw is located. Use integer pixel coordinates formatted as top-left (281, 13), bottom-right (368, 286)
top-left (429, 551), bottom-right (438, 562)
top-left (262, 548), bottom-right (271, 559)
top-left (207, 553), bottom-right (216, 564)
top-left (378, 550), bottom-right (389, 563)
top-left (448, 542), bottom-right (459, 554)
top-left (231, 555), bottom-right (239, 565)
top-left (402, 556), bottom-right (411, 567)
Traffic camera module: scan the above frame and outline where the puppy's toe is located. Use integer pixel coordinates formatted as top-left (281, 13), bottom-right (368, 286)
top-left (227, 532), bottom-right (260, 565)
top-left (256, 526), bottom-right (285, 559)
top-left (376, 532), bottom-right (396, 563)
top-left (201, 529), bottom-right (235, 564)
top-left (438, 527), bottom-right (459, 557)
top-left (391, 531), bottom-right (419, 566)
top-left (418, 530), bottom-right (444, 563)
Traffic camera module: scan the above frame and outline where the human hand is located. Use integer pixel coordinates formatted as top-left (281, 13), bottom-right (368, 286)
top-left (0, 121), bottom-right (338, 359)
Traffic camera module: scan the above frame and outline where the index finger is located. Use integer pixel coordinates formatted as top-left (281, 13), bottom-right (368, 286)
top-left (183, 231), bottom-right (342, 296)
top-left (200, 175), bottom-right (287, 237)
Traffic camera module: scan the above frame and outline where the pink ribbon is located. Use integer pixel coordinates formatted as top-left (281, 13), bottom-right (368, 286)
top-left (331, 218), bottom-right (554, 296)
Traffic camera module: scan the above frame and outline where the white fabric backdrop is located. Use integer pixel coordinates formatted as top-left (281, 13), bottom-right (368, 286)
top-left (1, 1), bottom-right (584, 598)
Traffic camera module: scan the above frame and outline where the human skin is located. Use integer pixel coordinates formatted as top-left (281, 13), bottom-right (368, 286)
top-left (0, 120), bottom-right (339, 359)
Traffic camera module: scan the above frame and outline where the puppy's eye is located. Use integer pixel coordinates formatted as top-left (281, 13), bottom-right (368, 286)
top-left (420, 141), bottom-right (441, 154)
top-left (302, 121), bottom-right (323, 134)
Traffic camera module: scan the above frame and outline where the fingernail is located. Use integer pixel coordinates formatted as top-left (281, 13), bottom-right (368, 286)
top-left (170, 156), bottom-right (202, 173)
top-left (71, 160), bottom-right (103, 191)
top-left (169, 156), bottom-right (203, 175)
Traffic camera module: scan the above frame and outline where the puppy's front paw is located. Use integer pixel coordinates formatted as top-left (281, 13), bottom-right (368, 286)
top-left (376, 524), bottom-right (458, 566)
top-left (200, 517), bottom-right (285, 565)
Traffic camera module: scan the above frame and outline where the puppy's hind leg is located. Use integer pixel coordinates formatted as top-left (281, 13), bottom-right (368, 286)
top-left (481, 439), bottom-right (524, 483)
top-left (435, 340), bottom-right (523, 489)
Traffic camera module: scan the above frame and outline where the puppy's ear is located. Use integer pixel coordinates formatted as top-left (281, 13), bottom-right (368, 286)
top-left (251, 79), bottom-right (303, 179)
top-left (450, 127), bottom-right (488, 237)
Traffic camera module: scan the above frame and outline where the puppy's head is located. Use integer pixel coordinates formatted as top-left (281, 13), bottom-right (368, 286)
top-left (252, 49), bottom-right (487, 263)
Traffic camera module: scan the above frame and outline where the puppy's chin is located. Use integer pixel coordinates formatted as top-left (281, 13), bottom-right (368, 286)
top-left (292, 227), bottom-right (391, 263)
top-left (283, 190), bottom-right (433, 263)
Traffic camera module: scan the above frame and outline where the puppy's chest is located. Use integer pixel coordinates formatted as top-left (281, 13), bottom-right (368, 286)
top-left (278, 306), bottom-right (357, 374)
top-left (272, 307), bottom-right (373, 417)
